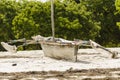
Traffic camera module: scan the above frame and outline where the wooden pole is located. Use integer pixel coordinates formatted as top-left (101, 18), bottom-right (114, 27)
top-left (51, 0), bottom-right (55, 41)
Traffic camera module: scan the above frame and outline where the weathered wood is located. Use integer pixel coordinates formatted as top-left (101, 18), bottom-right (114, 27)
top-left (41, 42), bottom-right (78, 62)
top-left (51, 0), bottom-right (55, 41)
top-left (90, 40), bottom-right (118, 58)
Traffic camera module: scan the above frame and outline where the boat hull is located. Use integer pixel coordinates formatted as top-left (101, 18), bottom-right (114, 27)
top-left (41, 42), bottom-right (78, 62)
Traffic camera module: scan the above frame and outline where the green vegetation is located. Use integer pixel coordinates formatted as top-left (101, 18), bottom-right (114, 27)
top-left (0, 0), bottom-right (120, 50)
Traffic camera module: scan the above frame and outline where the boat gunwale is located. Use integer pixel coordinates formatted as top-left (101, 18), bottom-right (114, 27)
top-left (40, 41), bottom-right (79, 46)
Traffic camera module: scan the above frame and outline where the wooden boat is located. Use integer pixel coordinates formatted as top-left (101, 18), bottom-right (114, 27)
top-left (33, 0), bottom-right (118, 61)
top-left (39, 0), bottom-right (79, 61)
top-left (39, 37), bottom-right (79, 61)
top-left (1, 0), bottom-right (118, 61)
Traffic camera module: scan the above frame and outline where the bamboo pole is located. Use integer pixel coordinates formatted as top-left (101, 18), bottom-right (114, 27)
top-left (51, 0), bottom-right (55, 41)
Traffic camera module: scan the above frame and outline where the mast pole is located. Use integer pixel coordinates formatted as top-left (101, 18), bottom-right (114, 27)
top-left (51, 0), bottom-right (55, 41)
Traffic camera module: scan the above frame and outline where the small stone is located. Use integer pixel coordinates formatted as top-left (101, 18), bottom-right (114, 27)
top-left (12, 63), bottom-right (17, 66)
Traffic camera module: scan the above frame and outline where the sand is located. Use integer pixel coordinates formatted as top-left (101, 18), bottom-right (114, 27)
top-left (0, 48), bottom-right (120, 80)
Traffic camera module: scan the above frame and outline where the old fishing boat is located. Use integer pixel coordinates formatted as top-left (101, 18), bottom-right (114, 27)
top-left (1, 0), bottom-right (118, 62)
top-left (31, 0), bottom-right (118, 61)
top-left (35, 0), bottom-right (80, 61)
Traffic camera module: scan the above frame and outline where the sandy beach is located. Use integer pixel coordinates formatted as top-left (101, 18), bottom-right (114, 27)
top-left (0, 48), bottom-right (120, 80)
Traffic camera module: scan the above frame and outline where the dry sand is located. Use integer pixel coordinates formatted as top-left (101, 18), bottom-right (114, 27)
top-left (0, 48), bottom-right (120, 80)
